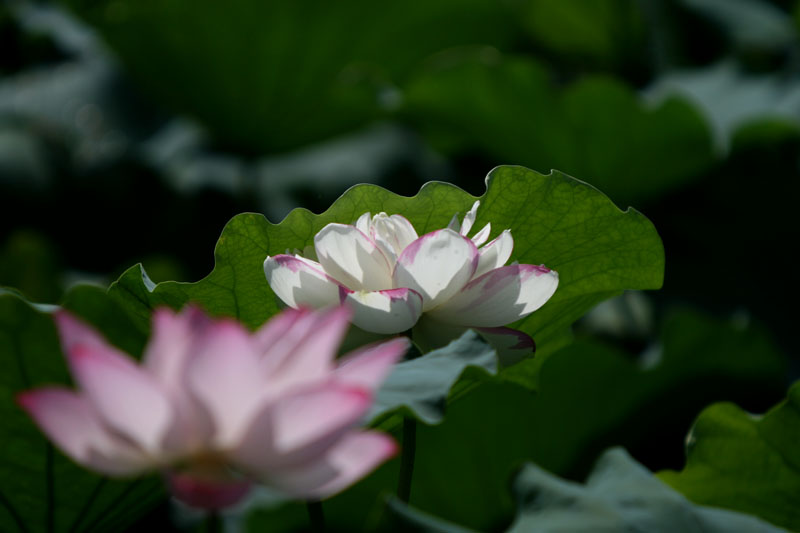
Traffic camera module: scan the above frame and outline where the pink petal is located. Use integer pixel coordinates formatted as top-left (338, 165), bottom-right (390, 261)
top-left (68, 343), bottom-right (174, 453)
top-left (335, 337), bottom-right (409, 391)
top-left (264, 255), bottom-right (347, 309)
top-left (53, 310), bottom-right (110, 353)
top-left (260, 306), bottom-right (352, 394)
top-left (473, 229), bottom-right (514, 279)
top-left (166, 472), bottom-right (251, 510)
top-left (252, 307), bottom-right (308, 355)
top-left (344, 288), bottom-right (423, 334)
top-left (314, 224), bottom-right (393, 291)
top-left (265, 431), bottom-right (397, 499)
top-left (427, 264), bottom-right (559, 327)
top-left (17, 387), bottom-right (148, 475)
top-left (143, 306), bottom-right (211, 387)
top-left (393, 229), bottom-right (478, 311)
top-left (475, 326), bottom-right (535, 367)
top-left (185, 321), bottom-right (263, 447)
top-left (232, 385), bottom-right (372, 475)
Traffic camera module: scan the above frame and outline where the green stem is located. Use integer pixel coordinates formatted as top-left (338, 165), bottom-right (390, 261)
top-left (307, 500), bottom-right (325, 532)
top-left (204, 511), bottom-right (222, 533)
top-left (397, 416), bottom-right (417, 503)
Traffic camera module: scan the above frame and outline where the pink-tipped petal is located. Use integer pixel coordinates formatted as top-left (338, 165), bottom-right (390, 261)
top-left (232, 385), bottom-right (372, 473)
top-left (335, 337), bottom-right (410, 391)
top-left (186, 321), bottom-right (263, 447)
top-left (345, 288), bottom-right (423, 334)
top-left (53, 310), bottom-right (110, 353)
top-left (17, 388), bottom-right (148, 475)
top-left (166, 472), bottom-right (251, 510)
top-left (253, 307), bottom-right (308, 355)
top-left (266, 431), bottom-right (398, 499)
top-left (393, 229), bottom-right (479, 311)
top-left (471, 222), bottom-right (491, 247)
top-left (143, 306), bottom-right (211, 386)
top-left (473, 230), bottom-right (514, 279)
top-left (313, 224), bottom-right (393, 291)
top-left (264, 255), bottom-right (346, 309)
top-left (261, 306), bottom-right (352, 393)
top-left (475, 327), bottom-right (535, 367)
top-left (68, 343), bottom-right (173, 453)
top-left (427, 264), bottom-right (559, 327)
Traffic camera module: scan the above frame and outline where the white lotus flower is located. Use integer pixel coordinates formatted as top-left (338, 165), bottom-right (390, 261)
top-left (264, 201), bottom-right (558, 354)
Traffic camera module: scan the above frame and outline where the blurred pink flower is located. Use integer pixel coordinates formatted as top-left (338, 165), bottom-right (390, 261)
top-left (264, 201), bottom-right (558, 354)
top-left (18, 305), bottom-right (407, 510)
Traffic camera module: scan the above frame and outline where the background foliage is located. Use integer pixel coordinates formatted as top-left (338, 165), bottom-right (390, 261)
top-left (1, 0), bottom-right (799, 531)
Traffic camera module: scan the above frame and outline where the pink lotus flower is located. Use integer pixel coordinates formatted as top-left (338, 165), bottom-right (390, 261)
top-left (264, 201), bottom-right (558, 354)
top-left (17, 305), bottom-right (407, 510)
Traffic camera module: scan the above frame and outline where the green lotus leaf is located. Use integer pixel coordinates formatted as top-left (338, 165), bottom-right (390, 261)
top-left (0, 287), bottom-right (161, 532)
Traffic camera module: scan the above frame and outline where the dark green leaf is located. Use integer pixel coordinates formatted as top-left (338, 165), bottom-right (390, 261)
top-left (0, 288), bottom-right (162, 532)
top-left (659, 380), bottom-right (800, 531)
top-left (403, 55), bottom-right (713, 206)
top-left (385, 448), bottom-right (785, 532)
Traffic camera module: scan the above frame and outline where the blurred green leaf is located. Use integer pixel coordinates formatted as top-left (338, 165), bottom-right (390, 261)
top-left (521, 0), bottom-right (647, 71)
top-left (400, 310), bottom-right (785, 530)
top-left (63, 0), bottom-right (520, 153)
top-left (659, 380), bottom-right (800, 531)
top-left (0, 231), bottom-right (62, 304)
top-left (403, 55), bottom-right (714, 206)
top-left (0, 288), bottom-right (162, 532)
top-left (109, 166), bottom-right (664, 359)
top-left (385, 448), bottom-right (785, 532)
top-left (369, 331), bottom-right (497, 425)
top-left (245, 309), bottom-right (786, 531)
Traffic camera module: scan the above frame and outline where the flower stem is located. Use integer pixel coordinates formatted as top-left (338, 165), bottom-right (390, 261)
top-left (397, 416), bottom-right (417, 503)
top-left (204, 511), bottom-right (222, 533)
top-left (307, 500), bottom-right (325, 532)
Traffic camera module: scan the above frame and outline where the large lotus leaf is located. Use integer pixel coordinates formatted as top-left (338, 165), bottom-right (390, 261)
top-left (385, 448), bottom-right (784, 532)
top-left (659, 381), bottom-right (800, 531)
top-left (402, 54), bottom-right (713, 206)
top-left (62, 0), bottom-right (519, 153)
top-left (109, 166), bottom-right (664, 363)
top-left (0, 287), bottom-right (162, 532)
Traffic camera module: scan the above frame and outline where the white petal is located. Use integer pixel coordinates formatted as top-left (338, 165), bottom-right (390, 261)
top-left (264, 255), bottom-right (347, 309)
top-left (67, 343), bottom-right (173, 453)
top-left (263, 431), bottom-right (397, 499)
top-left (345, 288), bottom-right (423, 334)
top-left (17, 387), bottom-right (149, 475)
top-left (427, 264), bottom-right (558, 327)
top-left (392, 229), bottom-right (478, 311)
top-left (460, 200), bottom-right (480, 236)
top-left (371, 214), bottom-right (419, 264)
top-left (186, 321), bottom-right (263, 447)
top-left (473, 229), bottom-right (514, 279)
top-left (471, 222), bottom-right (491, 247)
top-left (314, 224), bottom-right (393, 291)
top-left (355, 212), bottom-right (372, 235)
top-left (335, 337), bottom-right (410, 391)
